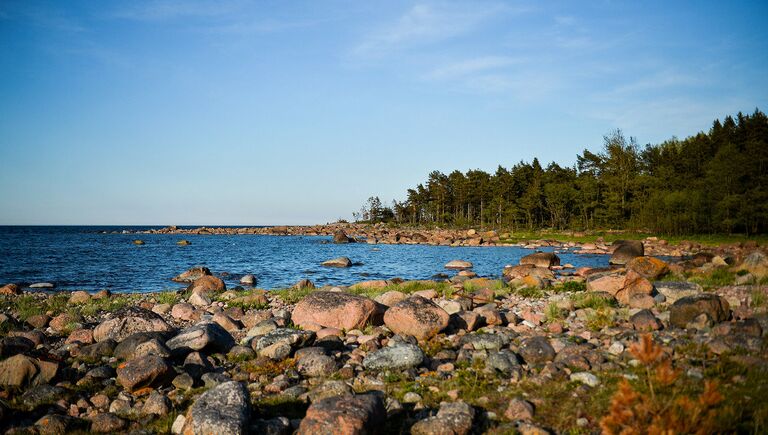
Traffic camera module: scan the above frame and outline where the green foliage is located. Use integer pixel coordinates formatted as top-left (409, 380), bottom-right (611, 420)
top-left (545, 302), bottom-right (565, 323)
top-left (585, 308), bottom-right (616, 331)
top-left (363, 109), bottom-right (768, 235)
top-left (513, 286), bottom-right (545, 299)
top-left (689, 268), bottom-right (736, 288)
top-left (572, 293), bottom-right (617, 310)
top-left (553, 280), bottom-right (587, 293)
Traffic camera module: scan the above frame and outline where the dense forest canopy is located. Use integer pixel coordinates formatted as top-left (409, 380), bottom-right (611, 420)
top-left (355, 109), bottom-right (768, 235)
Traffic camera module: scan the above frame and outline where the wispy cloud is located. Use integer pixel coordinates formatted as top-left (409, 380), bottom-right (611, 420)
top-left (352, 1), bottom-right (512, 58)
top-left (425, 56), bottom-right (522, 80)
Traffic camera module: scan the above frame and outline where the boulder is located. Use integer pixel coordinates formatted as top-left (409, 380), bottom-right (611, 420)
top-left (374, 290), bottom-right (407, 307)
top-left (93, 307), bottom-right (172, 342)
top-left (188, 275), bottom-right (226, 295)
top-left (615, 271), bottom-right (654, 305)
top-left (445, 260), bottom-right (473, 270)
top-left (653, 281), bottom-right (702, 303)
top-left (239, 274), bottom-right (257, 286)
top-left (411, 401), bottom-right (475, 435)
top-left (384, 296), bottom-right (450, 340)
top-left (321, 257), bottom-right (352, 268)
top-left (297, 394), bottom-right (385, 435)
top-left (114, 332), bottom-right (169, 360)
top-left (0, 355), bottom-right (58, 388)
top-left (68, 291), bottom-right (91, 304)
top-left (253, 328), bottom-right (315, 359)
top-left (166, 322), bottom-right (235, 355)
top-left (609, 240), bottom-right (644, 265)
top-left (363, 344), bottom-right (424, 371)
top-left (294, 279), bottom-right (316, 290)
top-left (670, 294), bottom-right (730, 328)
top-left (626, 257), bottom-right (669, 280)
top-left (292, 291), bottom-right (377, 330)
top-left (519, 336), bottom-right (556, 365)
top-left (333, 229), bottom-right (353, 244)
top-left (90, 413), bottom-right (127, 433)
top-left (116, 355), bottom-right (173, 392)
top-left (520, 252), bottom-right (560, 268)
top-left (0, 283), bottom-right (22, 295)
top-left (503, 264), bottom-right (555, 281)
top-left (350, 280), bottom-right (388, 291)
top-left (184, 381), bottom-right (250, 435)
top-left (297, 353), bottom-right (337, 378)
top-left (172, 266), bottom-right (212, 283)
top-left (586, 272), bottom-right (624, 296)
top-left (630, 310), bottom-right (662, 331)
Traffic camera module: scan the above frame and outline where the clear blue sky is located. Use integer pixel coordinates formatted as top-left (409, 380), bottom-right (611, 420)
top-left (1, 1), bottom-right (766, 225)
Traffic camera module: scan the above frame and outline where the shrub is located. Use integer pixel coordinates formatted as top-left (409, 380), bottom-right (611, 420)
top-left (601, 334), bottom-right (723, 434)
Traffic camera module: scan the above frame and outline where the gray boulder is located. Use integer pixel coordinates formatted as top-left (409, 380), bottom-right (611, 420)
top-left (184, 381), bottom-right (250, 435)
top-left (363, 344), bottom-right (424, 371)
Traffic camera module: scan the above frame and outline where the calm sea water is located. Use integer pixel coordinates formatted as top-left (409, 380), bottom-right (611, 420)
top-left (0, 226), bottom-right (609, 293)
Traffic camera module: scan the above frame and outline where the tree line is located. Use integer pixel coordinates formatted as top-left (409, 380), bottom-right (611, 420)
top-left (355, 109), bottom-right (767, 235)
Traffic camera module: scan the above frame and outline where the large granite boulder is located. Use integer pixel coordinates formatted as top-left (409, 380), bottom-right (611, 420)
top-left (383, 296), bottom-right (449, 340)
top-left (519, 252), bottom-right (560, 268)
top-left (609, 240), bottom-right (644, 265)
top-left (172, 266), bottom-right (212, 283)
top-left (116, 355), bottom-right (173, 392)
top-left (183, 381), bottom-right (250, 435)
top-left (166, 322), bottom-right (235, 355)
top-left (0, 355), bottom-right (58, 388)
top-left (292, 292), bottom-right (377, 330)
top-left (670, 294), bottom-right (730, 328)
top-left (93, 307), bottom-right (172, 343)
top-left (297, 394), bottom-right (385, 435)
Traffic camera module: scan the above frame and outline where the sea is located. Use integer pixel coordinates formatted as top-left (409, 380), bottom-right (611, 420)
top-left (0, 226), bottom-right (609, 293)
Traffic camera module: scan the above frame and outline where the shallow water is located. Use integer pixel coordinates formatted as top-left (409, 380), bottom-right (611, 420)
top-left (0, 226), bottom-right (610, 293)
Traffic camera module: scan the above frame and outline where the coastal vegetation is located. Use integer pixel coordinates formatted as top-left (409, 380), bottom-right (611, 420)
top-left (357, 109), bottom-right (768, 236)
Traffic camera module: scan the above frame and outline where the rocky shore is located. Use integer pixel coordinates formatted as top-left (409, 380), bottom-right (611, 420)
top-left (140, 223), bottom-right (730, 256)
top-left (1, 242), bottom-right (767, 434)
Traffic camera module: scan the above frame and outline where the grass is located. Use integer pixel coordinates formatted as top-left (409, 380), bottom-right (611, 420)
top-left (689, 268), bottom-right (737, 289)
top-left (496, 229), bottom-right (768, 247)
top-left (545, 302), bottom-right (566, 323)
top-left (585, 308), bottom-right (616, 331)
top-left (552, 281), bottom-right (587, 293)
top-left (513, 286), bottom-right (545, 299)
top-left (273, 280), bottom-right (458, 304)
top-left (751, 289), bottom-right (767, 308)
top-left (571, 293), bottom-right (617, 310)
top-left (155, 291), bottom-right (181, 305)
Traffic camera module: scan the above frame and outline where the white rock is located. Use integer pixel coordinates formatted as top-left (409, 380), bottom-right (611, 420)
top-left (570, 372), bottom-right (600, 387)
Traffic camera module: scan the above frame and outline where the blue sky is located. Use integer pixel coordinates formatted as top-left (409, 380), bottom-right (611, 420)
top-left (1, 0), bottom-right (766, 225)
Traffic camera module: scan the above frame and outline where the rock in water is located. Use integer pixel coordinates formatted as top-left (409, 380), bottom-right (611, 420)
top-left (184, 381), bottom-right (250, 435)
top-left (383, 296), bottom-right (450, 340)
top-left (333, 229), bottom-right (353, 244)
top-left (520, 252), bottom-right (560, 268)
top-left (609, 240), bottom-right (644, 265)
top-left (670, 294), bottom-right (730, 328)
top-left (363, 344), bottom-right (424, 371)
top-left (292, 291), bottom-right (377, 330)
top-left (239, 274), bottom-right (257, 286)
top-left (172, 266), bottom-right (212, 283)
top-left (297, 394), bottom-right (385, 435)
top-left (93, 307), bottom-right (173, 342)
top-left (445, 260), bottom-right (473, 269)
top-left (321, 257), bottom-right (352, 267)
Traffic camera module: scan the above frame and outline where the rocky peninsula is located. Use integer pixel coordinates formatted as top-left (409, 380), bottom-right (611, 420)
top-left (1, 238), bottom-right (767, 434)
